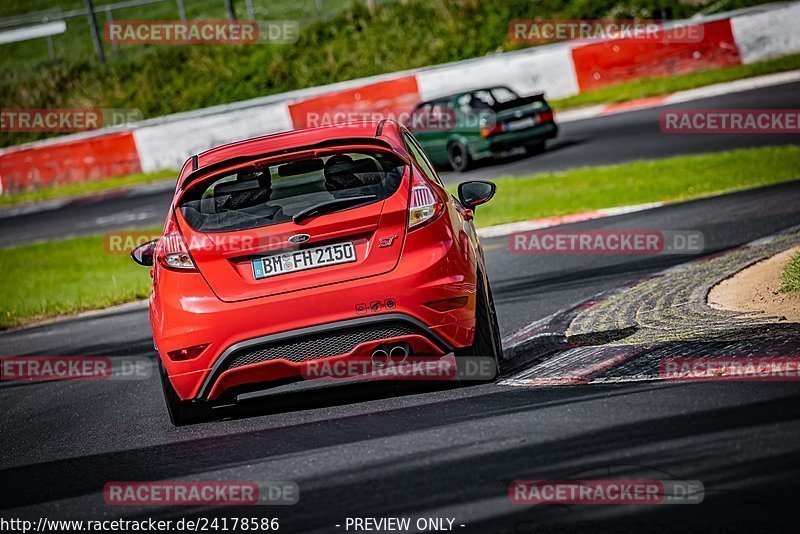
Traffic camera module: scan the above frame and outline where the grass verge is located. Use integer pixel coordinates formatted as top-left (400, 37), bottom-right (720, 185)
top-left (0, 169), bottom-right (176, 208)
top-left (0, 230), bottom-right (159, 329)
top-left (2, 145), bottom-right (798, 329)
top-left (461, 145), bottom-right (800, 227)
top-left (780, 251), bottom-right (800, 293)
top-left (552, 53), bottom-right (800, 110)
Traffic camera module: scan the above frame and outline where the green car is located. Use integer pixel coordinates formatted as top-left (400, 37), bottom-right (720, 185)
top-left (407, 86), bottom-right (558, 172)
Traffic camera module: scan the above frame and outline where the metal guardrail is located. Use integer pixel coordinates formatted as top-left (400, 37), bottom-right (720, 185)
top-left (59, 0), bottom-right (167, 20)
top-left (0, 0), bottom-right (168, 62)
top-left (2, 0), bottom-right (390, 64)
top-left (0, 22), bottom-right (67, 46)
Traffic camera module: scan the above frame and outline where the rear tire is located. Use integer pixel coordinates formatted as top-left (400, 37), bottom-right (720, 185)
top-left (455, 273), bottom-right (502, 382)
top-left (158, 360), bottom-right (211, 426)
top-left (448, 141), bottom-right (473, 172)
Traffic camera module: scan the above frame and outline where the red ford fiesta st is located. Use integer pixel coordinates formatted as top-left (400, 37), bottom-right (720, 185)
top-left (131, 120), bottom-right (502, 425)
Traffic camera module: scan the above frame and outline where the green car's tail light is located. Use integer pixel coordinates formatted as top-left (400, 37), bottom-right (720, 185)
top-left (480, 122), bottom-right (505, 137)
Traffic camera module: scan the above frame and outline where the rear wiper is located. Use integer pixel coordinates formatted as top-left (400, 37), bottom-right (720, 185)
top-left (292, 195), bottom-right (378, 224)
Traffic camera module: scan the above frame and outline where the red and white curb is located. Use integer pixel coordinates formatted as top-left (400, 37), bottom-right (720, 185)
top-left (496, 224), bottom-right (800, 388)
top-left (500, 374), bottom-right (663, 387)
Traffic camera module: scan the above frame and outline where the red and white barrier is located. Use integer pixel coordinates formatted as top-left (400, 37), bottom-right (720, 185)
top-left (731, 1), bottom-right (800, 64)
top-left (570, 19), bottom-right (742, 92)
top-left (287, 75), bottom-right (421, 130)
top-left (416, 44), bottom-right (579, 101)
top-left (133, 102), bottom-right (293, 173)
top-left (1, 1), bottom-right (798, 194)
top-left (0, 132), bottom-right (141, 194)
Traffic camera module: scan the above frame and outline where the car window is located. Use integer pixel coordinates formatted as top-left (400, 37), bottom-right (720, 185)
top-left (403, 133), bottom-right (444, 186)
top-left (457, 88), bottom-right (520, 112)
top-left (178, 151), bottom-right (405, 232)
top-left (491, 87), bottom-right (519, 103)
top-left (457, 91), bottom-right (495, 111)
top-left (456, 94), bottom-right (472, 112)
top-left (415, 103), bottom-right (432, 114)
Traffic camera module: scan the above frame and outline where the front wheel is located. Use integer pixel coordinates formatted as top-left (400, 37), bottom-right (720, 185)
top-left (448, 141), bottom-right (473, 172)
top-left (455, 273), bottom-right (502, 382)
top-left (158, 360), bottom-right (211, 426)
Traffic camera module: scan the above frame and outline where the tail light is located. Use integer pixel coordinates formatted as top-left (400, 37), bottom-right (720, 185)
top-left (480, 121), bottom-right (505, 138)
top-left (408, 169), bottom-right (444, 230)
top-left (156, 213), bottom-right (197, 271)
top-left (539, 110), bottom-right (554, 123)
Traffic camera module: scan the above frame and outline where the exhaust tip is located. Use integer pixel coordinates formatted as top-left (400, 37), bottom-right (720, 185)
top-left (389, 344), bottom-right (409, 364)
top-left (371, 348), bottom-right (389, 367)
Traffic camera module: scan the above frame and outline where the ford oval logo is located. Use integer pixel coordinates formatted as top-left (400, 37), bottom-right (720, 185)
top-left (288, 234), bottom-right (311, 244)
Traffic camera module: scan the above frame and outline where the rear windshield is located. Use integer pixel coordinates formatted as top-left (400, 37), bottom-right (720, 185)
top-left (179, 151), bottom-right (405, 232)
top-left (456, 87), bottom-right (520, 110)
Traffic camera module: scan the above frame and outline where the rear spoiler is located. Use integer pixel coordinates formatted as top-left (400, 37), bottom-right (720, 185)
top-left (492, 92), bottom-right (547, 112)
top-left (181, 137), bottom-right (397, 189)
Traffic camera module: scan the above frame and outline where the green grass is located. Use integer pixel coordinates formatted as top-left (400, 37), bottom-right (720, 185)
top-left (552, 53), bottom-right (800, 111)
top-left (2, 145), bottom-right (798, 329)
top-left (553, 53), bottom-right (800, 110)
top-left (0, 169), bottom-right (176, 208)
top-left (0, 231), bottom-right (158, 329)
top-left (462, 145), bottom-right (800, 227)
top-left (780, 252), bottom-right (800, 293)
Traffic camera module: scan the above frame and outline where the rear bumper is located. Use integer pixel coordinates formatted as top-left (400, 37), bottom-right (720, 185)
top-left (151, 214), bottom-right (479, 401)
top-left (198, 313), bottom-right (453, 400)
top-left (485, 122), bottom-right (558, 154)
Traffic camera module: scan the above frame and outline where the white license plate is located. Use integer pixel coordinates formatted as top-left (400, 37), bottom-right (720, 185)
top-left (506, 116), bottom-right (538, 131)
top-left (252, 242), bottom-right (357, 279)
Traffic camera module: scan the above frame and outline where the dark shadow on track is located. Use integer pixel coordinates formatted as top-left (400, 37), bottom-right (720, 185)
top-left (437, 138), bottom-right (588, 176)
top-left (139, 386), bottom-right (800, 531)
top-left (0, 380), bottom-right (678, 510)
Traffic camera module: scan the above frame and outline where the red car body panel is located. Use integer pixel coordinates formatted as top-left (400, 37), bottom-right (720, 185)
top-left (149, 121), bottom-right (485, 402)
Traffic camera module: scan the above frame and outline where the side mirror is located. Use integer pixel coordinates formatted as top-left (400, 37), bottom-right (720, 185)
top-left (131, 239), bottom-right (157, 267)
top-left (457, 180), bottom-right (496, 210)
